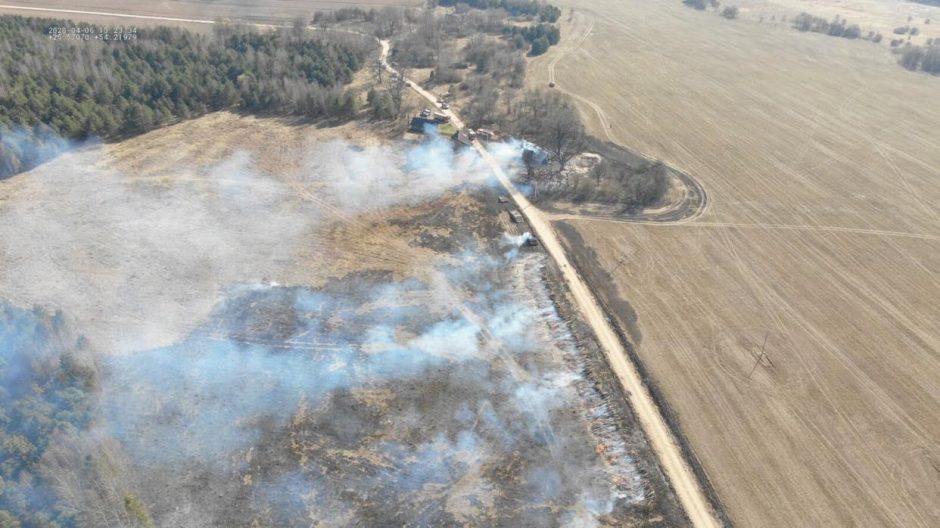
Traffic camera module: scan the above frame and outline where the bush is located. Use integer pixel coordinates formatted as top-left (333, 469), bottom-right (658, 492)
top-left (923, 45), bottom-right (940, 73)
top-left (793, 12), bottom-right (827, 32)
top-left (539, 4), bottom-right (561, 23)
top-left (843, 24), bottom-right (861, 39)
top-left (900, 45), bottom-right (925, 70)
top-left (511, 89), bottom-right (585, 170)
top-left (721, 6), bottom-right (739, 19)
top-left (124, 495), bottom-right (155, 528)
top-left (793, 12), bottom-right (863, 40)
top-left (898, 43), bottom-right (940, 74)
top-left (683, 0), bottom-right (707, 10)
top-left (506, 22), bottom-right (560, 46)
top-left (530, 36), bottom-right (550, 55)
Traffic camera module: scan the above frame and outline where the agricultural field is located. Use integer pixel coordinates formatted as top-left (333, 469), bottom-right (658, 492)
top-left (736, 0), bottom-right (940, 42)
top-left (0, 111), bottom-right (688, 526)
top-left (0, 0), bottom-right (423, 28)
top-left (529, 1), bottom-right (940, 527)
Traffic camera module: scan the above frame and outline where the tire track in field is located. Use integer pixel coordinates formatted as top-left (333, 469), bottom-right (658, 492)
top-left (712, 223), bottom-right (932, 528)
top-left (546, 214), bottom-right (939, 241)
top-left (548, 14), bottom-right (594, 86)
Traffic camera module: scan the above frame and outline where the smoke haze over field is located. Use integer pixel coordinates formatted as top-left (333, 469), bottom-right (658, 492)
top-left (100, 255), bottom-right (638, 526)
top-left (0, 131), bottom-right (521, 353)
top-left (0, 123), bottom-right (660, 526)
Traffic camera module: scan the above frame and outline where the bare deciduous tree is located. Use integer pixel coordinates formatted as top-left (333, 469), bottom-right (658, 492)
top-left (512, 90), bottom-right (585, 171)
top-left (387, 70), bottom-right (409, 117)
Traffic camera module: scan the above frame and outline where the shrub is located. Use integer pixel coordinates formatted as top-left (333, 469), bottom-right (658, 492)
top-left (900, 45), bottom-right (924, 70)
top-left (539, 4), bottom-right (562, 23)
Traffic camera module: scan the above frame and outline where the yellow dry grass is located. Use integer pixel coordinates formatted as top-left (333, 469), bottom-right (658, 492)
top-left (530, 1), bottom-right (940, 527)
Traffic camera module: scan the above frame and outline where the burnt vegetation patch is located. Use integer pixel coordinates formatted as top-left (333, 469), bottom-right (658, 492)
top-left (94, 256), bottom-right (668, 525)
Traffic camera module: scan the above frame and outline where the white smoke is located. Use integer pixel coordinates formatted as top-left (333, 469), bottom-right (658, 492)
top-left (0, 125), bottom-right (647, 526)
top-left (0, 131), bottom-right (522, 353)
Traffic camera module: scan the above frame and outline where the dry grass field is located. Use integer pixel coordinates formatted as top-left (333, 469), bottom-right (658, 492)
top-left (531, 1), bottom-right (940, 527)
top-left (0, 111), bottom-right (689, 526)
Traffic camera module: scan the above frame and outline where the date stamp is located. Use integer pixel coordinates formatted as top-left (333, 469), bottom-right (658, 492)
top-left (47, 26), bottom-right (138, 41)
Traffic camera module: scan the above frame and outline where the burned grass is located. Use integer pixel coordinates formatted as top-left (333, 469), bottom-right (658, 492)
top-left (101, 209), bottom-right (685, 526)
top-left (0, 113), bottom-right (686, 526)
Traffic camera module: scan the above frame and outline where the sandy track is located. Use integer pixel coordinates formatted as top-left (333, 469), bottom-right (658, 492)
top-left (547, 215), bottom-right (940, 241)
top-left (378, 37), bottom-right (723, 528)
top-left (468, 146), bottom-right (720, 528)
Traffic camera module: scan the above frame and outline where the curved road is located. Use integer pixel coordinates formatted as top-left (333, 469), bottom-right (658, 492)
top-left (0, 5), bottom-right (722, 527)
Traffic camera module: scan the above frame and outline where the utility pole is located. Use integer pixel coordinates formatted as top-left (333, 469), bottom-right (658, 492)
top-left (747, 332), bottom-right (769, 379)
top-left (609, 255), bottom-right (628, 276)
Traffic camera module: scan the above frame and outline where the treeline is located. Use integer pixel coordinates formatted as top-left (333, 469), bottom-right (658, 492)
top-left (511, 91), bottom-right (669, 208)
top-left (574, 158), bottom-right (670, 208)
top-left (789, 9), bottom-right (940, 74)
top-left (313, 7), bottom-right (378, 24)
top-left (511, 90), bottom-right (585, 170)
top-left (682, 0), bottom-right (714, 10)
top-left (0, 16), bottom-right (372, 179)
top-left (312, 5), bottom-right (408, 38)
top-left (793, 12), bottom-right (863, 39)
top-left (506, 23), bottom-right (560, 55)
top-left (390, 3), bottom-right (560, 78)
top-left (681, 1), bottom-right (739, 20)
top-left (437, 0), bottom-right (561, 22)
top-left (0, 304), bottom-right (98, 528)
top-left (435, 0), bottom-right (562, 55)
top-left (897, 41), bottom-right (940, 73)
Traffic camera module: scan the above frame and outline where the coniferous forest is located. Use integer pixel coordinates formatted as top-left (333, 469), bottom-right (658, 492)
top-left (0, 16), bottom-right (372, 178)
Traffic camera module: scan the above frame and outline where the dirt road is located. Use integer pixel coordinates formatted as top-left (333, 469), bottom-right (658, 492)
top-left (379, 38), bottom-right (723, 528)
top-left (471, 150), bottom-right (721, 528)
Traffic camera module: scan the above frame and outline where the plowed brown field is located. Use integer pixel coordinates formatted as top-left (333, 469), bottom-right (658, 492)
top-left (531, 1), bottom-right (940, 527)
